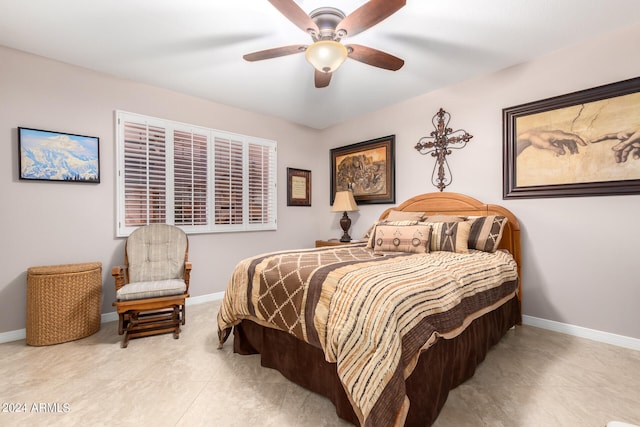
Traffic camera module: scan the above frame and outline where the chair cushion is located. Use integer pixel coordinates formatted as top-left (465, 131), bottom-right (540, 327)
top-left (116, 279), bottom-right (187, 301)
top-left (127, 224), bottom-right (188, 283)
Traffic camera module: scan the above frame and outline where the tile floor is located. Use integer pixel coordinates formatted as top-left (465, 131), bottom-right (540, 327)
top-left (1, 300), bottom-right (639, 427)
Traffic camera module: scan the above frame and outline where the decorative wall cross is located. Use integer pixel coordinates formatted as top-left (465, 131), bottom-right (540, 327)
top-left (415, 108), bottom-right (473, 191)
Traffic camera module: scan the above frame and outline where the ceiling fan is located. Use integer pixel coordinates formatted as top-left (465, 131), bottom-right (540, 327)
top-left (243, 0), bottom-right (406, 88)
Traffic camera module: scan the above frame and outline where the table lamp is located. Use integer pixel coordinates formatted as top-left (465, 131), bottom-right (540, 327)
top-left (332, 191), bottom-right (359, 242)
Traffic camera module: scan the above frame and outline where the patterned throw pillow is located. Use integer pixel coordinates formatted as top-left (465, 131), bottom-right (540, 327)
top-left (365, 220), bottom-right (420, 248)
top-left (372, 224), bottom-right (432, 254)
top-left (423, 221), bottom-right (471, 253)
top-left (467, 215), bottom-right (508, 252)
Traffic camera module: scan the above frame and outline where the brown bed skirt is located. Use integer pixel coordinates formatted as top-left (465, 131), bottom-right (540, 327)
top-left (233, 295), bottom-right (520, 426)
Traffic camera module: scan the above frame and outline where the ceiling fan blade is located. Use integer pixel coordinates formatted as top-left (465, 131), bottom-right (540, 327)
top-left (243, 44), bottom-right (307, 61)
top-left (336, 0), bottom-right (406, 38)
top-left (314, 70), bottom-right (332, 88)
top-left (346, 44), bottom-right (404, 71)
top-left (268, 0), bottom-right (319, 35)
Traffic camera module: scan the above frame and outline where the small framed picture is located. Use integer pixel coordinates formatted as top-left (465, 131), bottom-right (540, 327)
top-left (19, 127), bottom-right (100, 183)
top-left (287, 167), bottom-right (311, 206)
top-left (330, 135), bottom-right (395, 204)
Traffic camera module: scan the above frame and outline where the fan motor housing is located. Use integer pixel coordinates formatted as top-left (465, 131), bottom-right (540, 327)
top-left (309, 7), bottom-right (345, 39)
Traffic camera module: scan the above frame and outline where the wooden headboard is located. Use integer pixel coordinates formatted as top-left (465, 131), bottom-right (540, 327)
top-left (379, 192), bottom-right (522, 306)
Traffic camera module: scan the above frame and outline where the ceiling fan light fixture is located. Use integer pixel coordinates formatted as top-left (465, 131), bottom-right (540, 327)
top-left (305, 40), bottom-right (348, 73)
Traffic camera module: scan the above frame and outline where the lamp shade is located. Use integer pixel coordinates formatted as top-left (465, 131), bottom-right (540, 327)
top-left (305, 40), bottom-right (348, 73)
top-left (332, 191), bottom-right (359, 212)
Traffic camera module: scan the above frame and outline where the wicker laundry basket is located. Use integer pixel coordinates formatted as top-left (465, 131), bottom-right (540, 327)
top-left (26, 262), bottom-right (102, 346)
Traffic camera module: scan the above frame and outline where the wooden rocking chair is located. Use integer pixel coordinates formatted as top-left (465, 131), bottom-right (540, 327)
top-left (112, 224), bottom-right (191, 348)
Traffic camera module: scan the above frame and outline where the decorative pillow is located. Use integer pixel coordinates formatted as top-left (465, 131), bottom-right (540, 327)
top-left (423, 221), bottom-right (471, 253)
top-left (365, 220), bottom-right (420, 248)
top-left (385, 210), bottom-right (425, 221)
top-left (372, 224), bottom-right (431, 254)
top-left (467, 215), bottom-right (508, 252)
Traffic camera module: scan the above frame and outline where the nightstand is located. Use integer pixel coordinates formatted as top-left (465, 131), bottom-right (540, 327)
top-left (315, 239), bottom-right (362, 248)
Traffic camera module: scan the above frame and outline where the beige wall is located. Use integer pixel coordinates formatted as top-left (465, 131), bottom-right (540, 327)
top-left (321, 22), bottom-right (640, 340)
top-left (1, 20), bottom-right (639, 340)
top-left (0, 45), bottom-right (326, 333)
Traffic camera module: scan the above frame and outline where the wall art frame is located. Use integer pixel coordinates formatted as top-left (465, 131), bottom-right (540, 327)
top-left (330, 135), bottom-right (395, 205)
top-left (18, 127), bottom-right (100, 183)
top-left (503, 76), bottom-right (640, 199)
top-left (286, 167), bottom-right (311, 206)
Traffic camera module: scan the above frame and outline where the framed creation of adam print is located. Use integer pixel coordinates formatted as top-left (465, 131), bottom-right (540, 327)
top-left (503, 77), bottom-right (640, 198)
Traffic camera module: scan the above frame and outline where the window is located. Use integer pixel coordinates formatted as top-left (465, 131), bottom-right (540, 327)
top-left (116, 111), bottom-right (277, 236)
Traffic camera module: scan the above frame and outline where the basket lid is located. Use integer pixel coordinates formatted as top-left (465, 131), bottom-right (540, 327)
top-left (27, 262), bottom-right (102, 276)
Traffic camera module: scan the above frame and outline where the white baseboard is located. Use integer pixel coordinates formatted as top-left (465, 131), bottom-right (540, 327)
top-left (3, 300), bottom-right (638, 350)
top-left (0, 292), bottom-right (225, 345)
top-left (0, 328), bottom-right (27, 344)
top-left (522, 315), bottom-right (640, 351)
top-left (186, 291), bottom-right (224, 305)
top-left (100, 310), bottom-right (119, 323)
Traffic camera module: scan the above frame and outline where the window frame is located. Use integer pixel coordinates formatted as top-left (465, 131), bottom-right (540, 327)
top-left (115, 110), bottom-right (277, 236)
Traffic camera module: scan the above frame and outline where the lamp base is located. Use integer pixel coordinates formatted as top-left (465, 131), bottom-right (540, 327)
top-left (339, 211), bottom-right (352, 242)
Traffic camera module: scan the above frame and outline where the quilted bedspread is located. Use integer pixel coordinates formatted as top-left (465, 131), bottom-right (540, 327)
top-left (217, 244), bottom-right (518, 426)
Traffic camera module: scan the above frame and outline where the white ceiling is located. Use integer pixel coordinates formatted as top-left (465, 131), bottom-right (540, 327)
top-left (1, 0), bottom-right (639, 129)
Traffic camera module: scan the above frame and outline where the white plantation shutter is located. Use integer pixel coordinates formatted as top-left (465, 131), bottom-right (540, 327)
top-left (174, 129), bottom-right (208, 227)
top-left (122, 120), bottom-right (167, 227)
top-left (212, 133), bottom-right (277, 230)
top-left (213, 135), bottom-right (243, 225)
top-left (116, 111), bottom-right (277, 236)
top-left (248, 141), bottom-right (276, 225)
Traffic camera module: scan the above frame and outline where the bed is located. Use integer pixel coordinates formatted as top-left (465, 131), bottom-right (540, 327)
top-left (217, 192), bottom-right (522, 426)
